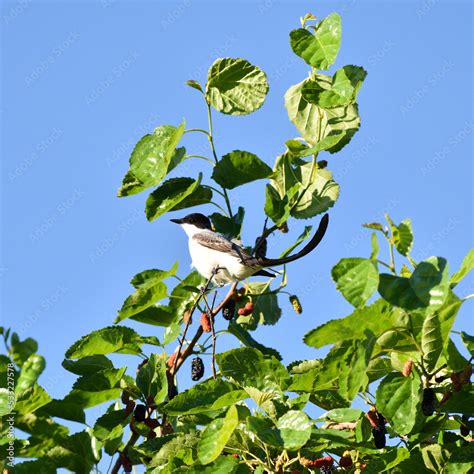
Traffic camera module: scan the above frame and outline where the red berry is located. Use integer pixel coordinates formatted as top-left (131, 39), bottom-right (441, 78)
top-left (145, 418), bottom-right (159, 429)
top-left (200, 312), bottom-right (212, 332)
top-left (339, 455), bottom-right (353, 468)
top-left (237, 308), bottom-right (246, 316)
top-left (244, 302), bottom-right (254, 312)
top-left (402, 359), bottom-right (413, 377)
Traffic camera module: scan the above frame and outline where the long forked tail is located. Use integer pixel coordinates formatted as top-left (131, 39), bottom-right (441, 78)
top-left (259, 213), bottom-right (329, 267)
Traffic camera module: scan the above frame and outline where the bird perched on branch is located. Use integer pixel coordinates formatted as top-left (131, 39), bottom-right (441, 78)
top-left (171, 213), bottom-right (329, 286)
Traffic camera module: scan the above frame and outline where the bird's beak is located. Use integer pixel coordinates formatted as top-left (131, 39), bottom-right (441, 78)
top-left (170, 218), bottom-right (184, 224)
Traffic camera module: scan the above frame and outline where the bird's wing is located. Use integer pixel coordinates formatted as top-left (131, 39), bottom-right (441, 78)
top-left (192, 232), bottom-right (259, 267)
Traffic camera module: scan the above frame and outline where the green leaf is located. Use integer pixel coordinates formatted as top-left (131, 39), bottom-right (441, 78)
top-left (15, 354), bottom-right (45, 393)
top-left (136, 353), bottom-right (168, 404)
top-left (10, 335), bottom-right (38, 367)
top-left (64, 368), bottom-right (126, 409)
top-left (146, 174), bottom-right (209, 221)
top-left (198, 405), bottom-right (239, 465)
top-left (304, 299), bottom-right (404, 348)
top-left (378, 257), bottom-right (450, 313)
top-left (421, 444), bottom-right (450, 473)
top-left (130, 305), bottom-right (176, 327)
top-left (391, 218), bottom-right (414, 256)
top-left (210, 206), bottom-right (245, 238)
top-left (276, 410), bottom-right (312, 449)
top-left (149, 432), bottom-right (198, 468)
top-left (216, 347), bottom-right (289, 393)
top-left (290, 164), bottom-right (340, 219)
top-left (451, 248), bottom-right (474, 287)
top-left (65, 326), bottom-right (160, 359)
top-left (376, 372), bottom-right (423, 435)
top-left (62, 355), bottom-right (114, 376)
top-left (168, 271), bottom-right (205, 316)
top-left (186, 79), bottom-right (203, 92)
top-left (116, 280), bottom-right (168, 323)
top-left (131, 262), bottom-right (179, 289)
top-left (437, 390), bottom-right (474, 415)
top-left (305, 65), bottom-right (367, 108)
top-left (370, 232), bottom-right (380, 259)
top-left (163, 322), bottom-right (181, 345)
top-left (279, 226), bottom-right (312, 258)
top-left (38, 398), bottom-right (86, 423)
top-left (285, 77), bottom-right (361, 152)
top-left (164, 379), bottom-right (247, 415)
top-left (264, 184), bottom-right (291, 227)
top-left (363, 447), bottom-right (411, 473)
top-left (212, 150), bottom-right (272, 189)
top-left (227, 322), bottom-right (281, 360)
top-left (320, 408), bottom-right (363, 422)
top-left (421, 312), bottom-right (443, 373)
top-left (289, 13), bottom-right (342, 69)
top-left (338, 332), bottom-right (376, 401)
top-left (124, 121), bottom-right (185, 193)
top-left (331, 258), bottom-right (379, 307)
top-left (206, 58), bottom-right (269, 115)
top-left (15, 384), bottom-right (52, 415)
top-left (93, 408), bottom-right (129, 442)
top-left (460, 331), bottom-right (474, 356)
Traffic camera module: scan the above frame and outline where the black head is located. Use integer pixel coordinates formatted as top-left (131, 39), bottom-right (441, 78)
top-left (171, 213), bottom-right (212, 230)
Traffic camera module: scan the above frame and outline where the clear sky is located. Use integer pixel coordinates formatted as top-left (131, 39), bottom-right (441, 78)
top-left (1, 0), bottom-right (473, 458)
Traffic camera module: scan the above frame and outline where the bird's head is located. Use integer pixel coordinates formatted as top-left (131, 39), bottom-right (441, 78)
top-left (171, 213), bottom-right (212, 236)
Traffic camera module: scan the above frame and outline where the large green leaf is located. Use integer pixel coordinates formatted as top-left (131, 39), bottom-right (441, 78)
top-left (331, 258), bottom-right (379, 307)
top-left (421, 312), bottom-right (443, 373)
top-left (451, 248), bottom-right (474, 287)
top-left (216, 347), bottom-right (289, 393)
top-left (146, 174), bottom-right (211, 221)
top-left (363, 448), bottom-right (411, 473)
top-left (122, 121), bottom-right (185, 192)
top-left (10, 335), bottom-right (38, 367)
top-left (15, 384), bottom-right (52, 415)
top-left (304, 299), bottom-right (405, 348)
top-left (285, 77), bottom-right (360, 152)
top-left (93, 407), bottom-right (129, 442)
top-left (212, 150), bottom-right (272, 189)
top-left (303, 65), bottom-right (367, 108)
top-left (290, 164), bottom-right (339, 219)
top-left (376, 372), bottom-right (423, 435)
top-left (264, 183), bottom-right (291, 226)
top-left (391, 218), bottom-right (414, 256)
top-left (64, 368), bottom-right (126, 409)
top-left (197, 405), bottom-right (239, 465)
top-left (65, 326), bottom-right (160, 359)
top-left (206, 58), bottom-right (269, 115)
top-left (164, 379), bottom-right (247, 415)
top-left (276, 410), bottom-right (312, 449)
top-left (130, 262), bottom-right (179, 289)
top-left (136, 353), bottom-right (168, 404)
top-left (62, 355), bottom-right (114, 376)
top-left (130, 305), bottom-right (176, 327)
top-left (289, 13), bottom-right (342, 69)
top-left (210, 206), bottom-right (245, 238)
top-left (38, 398), bottom-right (86, 423)
top-left (338, 332), bottom-right (376, 401)
top-left (115, 280), bottom-right (168, 323)
top-left (378, 257), bottom-right (449, 313)
top-left (227, 322), bottom-right (281, 360)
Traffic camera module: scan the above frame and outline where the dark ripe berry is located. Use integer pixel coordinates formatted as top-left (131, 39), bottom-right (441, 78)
top-left (146, 395), bottom-right (156, 409)
top-left (254, 236), bottom-right (268, 259)
top-left (312, 456), bottom-right (334, 468)
top-left (289, 295), bottom-right (303, 314)
top-left (145, 418), bottom-right (160, 429)
top-left (339, 454), bottom-right (353, 468)
top-left (124, 400), bottom-right (135, 416)
top-left (372, 427), bottom-right (386, 448)
top-left (402, 359), bottom-right (413, 377)
top-left (460, 415), bottom-right (470, 437)
top-left (222, 299), bottom-right (236, 321)
top-left (200, 312), bottom-right (212, 332)
top-left (147, 429), bottom-right (157, 440)
top-left (366, 409), bottom-right (379, 428)
top-left (133, 404), bottom-right (147, 422)
top-left (191, 357), bottom-right (205, 381)
top-left (440, 391), bottom-right (452, 405)
top-left (318, 160), bottom-right (328, 169)
top-left (421, 388), bottom-right (437, 416)
top-left (168, 383), bottom-right (178, 400)
top-left (320, 467), bottom-right (333, 474)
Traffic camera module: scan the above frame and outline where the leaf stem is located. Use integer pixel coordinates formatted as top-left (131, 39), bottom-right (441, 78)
top-left (462, 293), bottom-right (474, 301)
top-left (184, 128), bottom-right (210, 136)
top-left (185, 154), bottom-right (215, 165)
top-left (376, 259), bottom-right (393, 271)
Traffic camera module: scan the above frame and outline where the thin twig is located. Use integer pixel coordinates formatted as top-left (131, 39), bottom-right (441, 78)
top-left (207, 292), bottom-right (218, 378)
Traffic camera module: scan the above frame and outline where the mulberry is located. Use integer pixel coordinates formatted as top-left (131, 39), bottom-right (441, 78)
top-left (191, 357), bottom-right (205, 381)
top-left (421, 388), bottom-right (437, 416)
top-left (289, 295), bottom-right (303, 314)
top-left (222, 299), bottom-right (236, 321)
top-left (339, 452), bottom-right (353, 468)
top-left (133, 404), bottom-right (147, 422)
top-left (460, 415), bottom-right (470, 437)
top-left (200, 312), bottom-right (212, 332)
top-left (167, 352), bottom-right (177, 368)
top-left (254, 236), bottom-right (268, 259)
top-left (372, 426), bottom-right (386, 448)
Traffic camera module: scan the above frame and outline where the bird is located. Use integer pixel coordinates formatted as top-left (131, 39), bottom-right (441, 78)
top-left (171, 213), bottom-right (329, 286)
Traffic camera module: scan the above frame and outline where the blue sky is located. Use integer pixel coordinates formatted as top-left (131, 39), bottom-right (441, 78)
top-left (1, 0), bottom-right (473, 460)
